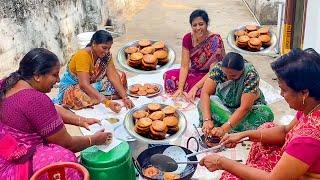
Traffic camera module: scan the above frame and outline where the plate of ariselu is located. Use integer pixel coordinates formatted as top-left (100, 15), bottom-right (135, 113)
top-left (124, 103), bottom-right (187, 144)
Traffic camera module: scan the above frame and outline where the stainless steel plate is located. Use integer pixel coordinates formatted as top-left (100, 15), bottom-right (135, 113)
top-left (124, 104), bottom-right (187, 144)
top-left (116, 40), bottom-right (176, 74)
top-left (227, 25), bottom-right (278, 55)
top-left (127, 83), bottom-right (163, 98)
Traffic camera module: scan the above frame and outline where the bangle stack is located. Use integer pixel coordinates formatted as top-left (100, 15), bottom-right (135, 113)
top-left (259, 130), bottom-right (263, 142)
top-left (214, 156), bottom-right (224, 170)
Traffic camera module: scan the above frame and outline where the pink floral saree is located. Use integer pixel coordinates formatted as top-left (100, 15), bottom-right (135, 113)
top-left (164, 33), bottom-right (225, 96)
top-left (221, 110), bottom-right (320, 179)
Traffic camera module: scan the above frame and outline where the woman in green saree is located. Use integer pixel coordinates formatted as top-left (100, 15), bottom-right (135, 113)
top-left (198, 52), bottom-right (274, 137)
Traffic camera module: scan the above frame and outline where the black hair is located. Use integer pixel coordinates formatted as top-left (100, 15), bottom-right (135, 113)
top-left (0, 48), bottom-right (59, 102)
top-left (221, 52), bottom-right (245, 71)
top-left (86, 30), bottom-right (113, 47)
top-left (271, 48), bottom-right (320, 100)
top-left (189, 9), bottom-right (209, 25)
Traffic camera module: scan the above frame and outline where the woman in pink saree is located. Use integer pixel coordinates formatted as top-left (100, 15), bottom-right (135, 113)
top-left (0, 48), bottom-right (112, 179)
top-left (163, 9), bottom-right (225, 102)
top-left (199, 48), bottom-right (320, 179)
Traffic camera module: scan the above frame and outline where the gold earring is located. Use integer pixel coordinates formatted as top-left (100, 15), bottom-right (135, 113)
top-left (302, 96), bottom-right (305, 105)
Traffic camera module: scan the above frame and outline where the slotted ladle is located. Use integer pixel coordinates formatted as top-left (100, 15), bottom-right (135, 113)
top-left (150, 154), bottom-right (199, 172)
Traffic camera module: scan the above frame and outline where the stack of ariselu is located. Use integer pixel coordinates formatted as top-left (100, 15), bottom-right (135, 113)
top-left (234, 25), bottom-right (271, 52)
top-left (133, 103), bottom-right (179, 140)
top-left (125, 39), bottom-right (169, 70)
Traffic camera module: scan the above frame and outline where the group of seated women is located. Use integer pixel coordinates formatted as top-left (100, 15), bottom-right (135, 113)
top-left (1, 8), bottom-right (320, 180)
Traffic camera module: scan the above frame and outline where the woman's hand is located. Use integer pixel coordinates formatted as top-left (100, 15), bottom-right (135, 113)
top-left (122, 97), bottom-right (134, 109)
top-left (220, 133), bottom-right (246, 148)
top-left (81, 118), bottom-right (101, 130)
top-left (91, 130), bottom-right (113, 145)
top-left (186, 86), bottom-right (199, 102)
top-left (210, 127), bottom-right (226, 137)
top-left (200, 154), bottom-right (224, 172)
top-left (109, 101), bottom-right (121, 113)
top-left (172, 89), bottom-right (184, 99)
top-left (202, 120), bottom-right (214, 136)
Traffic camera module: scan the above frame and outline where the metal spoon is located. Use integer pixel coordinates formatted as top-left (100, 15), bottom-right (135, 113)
top-left (186, 137), bottom-right (250, 158)
top-left (150, 154), bottom-right (199, 172)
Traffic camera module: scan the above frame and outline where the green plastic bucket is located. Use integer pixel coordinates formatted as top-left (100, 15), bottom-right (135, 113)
top-left (80, 141), bottom-right (136, 180)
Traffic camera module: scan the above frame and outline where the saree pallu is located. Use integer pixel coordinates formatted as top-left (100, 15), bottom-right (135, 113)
top-left (54, 54), bottom-right (127, 110)
top-left (221, 111), bottom-right (320, 180)
top-left (164, 33), bottom-right (225, 95)
top-left (0, 126), bottom-right (81, 180)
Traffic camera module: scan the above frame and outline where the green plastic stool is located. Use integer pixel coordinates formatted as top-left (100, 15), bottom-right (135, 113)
top-left (80, 141), bottom-right (136, 180)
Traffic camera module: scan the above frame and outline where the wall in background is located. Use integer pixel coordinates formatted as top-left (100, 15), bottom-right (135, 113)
top-left (303, 0), bottom-right (320, 53)
top-left (0, 0), bottom-right (147, 77)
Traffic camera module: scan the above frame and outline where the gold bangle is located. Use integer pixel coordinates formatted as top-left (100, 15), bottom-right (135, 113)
top-left (104, 99), bottom-right (112, 107)
top-left (204, 118), bottom-right (211, 122)
top-left (215, 156), bottom-right (224, 170)
top-left (78, 117), bottom-right (81, 126)
top-left (226, 121), bottom-right (233, 129)
top-left (88, 136), bottom-right (92, 146)
top-left (260, 130), bottom-right (263, 142)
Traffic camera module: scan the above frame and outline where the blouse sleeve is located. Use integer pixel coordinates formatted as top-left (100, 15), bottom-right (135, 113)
top-left (182, 33), bottom-right (192, 50)
top-left (243, 65), bottom-right (260, 94)
top-left (23, 91), bottom-right (64, 138)
top-left (209, 63), bottom-right (224, 83)
top-left (285, 137), bottom-right (320, 166)
top-left (74, 51), bottom-right (92, 72)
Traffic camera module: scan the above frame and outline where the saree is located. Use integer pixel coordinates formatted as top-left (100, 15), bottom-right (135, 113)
top-left (0, 89), bottom-right (81, 179)
top-left (198, 63), bottom-right (274, 131)
top-left (164, 33), bottom-right (225, 96)
top-left (53, 52), bottom-right (127, 110)
top-left (221, 110), bottom-right (320, 179)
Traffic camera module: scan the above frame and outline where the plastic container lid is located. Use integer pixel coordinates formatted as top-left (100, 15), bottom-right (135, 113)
top-left (80, 142), bottom-right (131, 168)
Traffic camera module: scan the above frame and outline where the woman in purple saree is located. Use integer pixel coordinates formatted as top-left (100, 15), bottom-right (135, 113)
top-left (0, 48), bottom-right (112, 179)
top-left (163, 9), bottom-right (225, 101)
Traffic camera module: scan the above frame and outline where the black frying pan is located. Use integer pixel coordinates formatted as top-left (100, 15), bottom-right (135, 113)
top-left (134, 145), bottom-right (197, 180)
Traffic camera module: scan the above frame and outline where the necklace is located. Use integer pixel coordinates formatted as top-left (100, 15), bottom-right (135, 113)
top-left (192, 31), bottom-right (209, 46)
top-left (307, 103), bottom-right (320, 116)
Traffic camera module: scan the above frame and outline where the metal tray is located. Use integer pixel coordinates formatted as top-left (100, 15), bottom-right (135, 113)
top-left (124, 104), bottom-right (187, 144)
top-left (227, 25), bottom-right (278, 55)
top-left (127, 83), bottom-right (163, 98)
top-left (116, 40), bottom-right (176, 74)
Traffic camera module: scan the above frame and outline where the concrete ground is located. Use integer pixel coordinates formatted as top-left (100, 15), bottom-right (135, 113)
top-left (54, 0), bottom-right (295, 179)
top-left (60, 0), bottom-right (294, 134)
top-left (37, 0), bottom-right (295, 179)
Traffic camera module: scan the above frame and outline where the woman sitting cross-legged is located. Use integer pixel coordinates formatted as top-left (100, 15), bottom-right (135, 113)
top-left (0, 48), bottom-right (112, 179)
top-left (198, 52), bottom-right (274, 139)
top-left (54, 30), bottom-right (134, 112)
top-left (163, 9), bottom-right (225, 102)
top-left (200, 48), bottom-right (320, 180)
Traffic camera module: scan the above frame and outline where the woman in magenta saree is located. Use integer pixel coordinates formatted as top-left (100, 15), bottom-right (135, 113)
top-left (163, 9), bottom-right (225, 101)
top-left (199, 48), bottom-right (320, 179)
top-left (0, 48), bottom-right (111, 179)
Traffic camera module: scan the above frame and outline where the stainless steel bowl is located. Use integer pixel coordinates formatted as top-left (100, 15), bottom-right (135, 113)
top-left (116, 40), bottom-right (176, 74)
top-left (227, 25), bottom-right (278, 55)
top-left (124, 104), bottom-right (187, 144)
